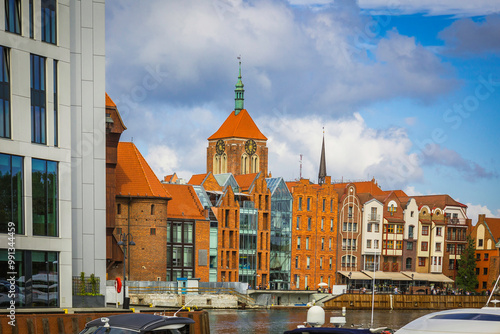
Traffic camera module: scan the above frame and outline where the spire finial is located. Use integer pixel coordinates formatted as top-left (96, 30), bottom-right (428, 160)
top-left (234, 56), bottom-right (245, 115)
top-left (318, 129), bottom-right (327, 185)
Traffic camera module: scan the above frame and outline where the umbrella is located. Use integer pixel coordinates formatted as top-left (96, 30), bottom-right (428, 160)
top-left (318, 282), bottom-right (328, 287)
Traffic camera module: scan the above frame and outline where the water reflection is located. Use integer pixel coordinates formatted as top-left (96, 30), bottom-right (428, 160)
top-left (208, 308), bottom-right (435, 333)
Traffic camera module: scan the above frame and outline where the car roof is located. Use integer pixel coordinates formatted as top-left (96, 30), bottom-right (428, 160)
top-left (84, 313), bottom-right (195, 332)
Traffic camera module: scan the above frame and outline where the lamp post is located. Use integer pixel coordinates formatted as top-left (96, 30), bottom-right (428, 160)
top-left (348, 272), bottom-right (352, 294)
top-left (411, 273), bottom-right (414, 295)
top-left (117, 232), bottom-right (135, 309)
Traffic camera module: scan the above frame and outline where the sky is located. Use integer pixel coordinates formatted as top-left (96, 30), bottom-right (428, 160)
top-left (105, 0), bottom-right (500, 224)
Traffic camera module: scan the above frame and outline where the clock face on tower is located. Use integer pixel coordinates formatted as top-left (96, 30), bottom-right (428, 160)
top-left (216, 139), bottom-right (225, 155)
top-left (245, 139), bottom-right (257, 155)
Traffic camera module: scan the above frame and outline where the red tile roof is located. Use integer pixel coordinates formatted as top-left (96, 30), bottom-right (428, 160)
top-left (106, 93), bottom-right (117, 108)
top-left (412, 195), bottom-right (467, 209)
top-left (484, 217), bottom-right (500, 242)
top-left (188, 173), bottom-right (208, 185)
top-left (116, 142), bottom-right (171, 198)
top-left (208, 109), bottom-right (267, 140)
top-left (235, 173), bottom-right (259, 192)
top-left (332, 179), bottom-right (385, 195)
top-left (162, 183), bottom-right (206, 220)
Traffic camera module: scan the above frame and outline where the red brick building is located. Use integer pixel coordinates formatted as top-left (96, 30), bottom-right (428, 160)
top-left (161, 183), bottom-right (211, 282)
top-left (471, 214), bottom-right (500, 292)
top-left (286, 177), bottom-right (338, 290)
top-left (109, 142), bottom-right (172, 282)
top-left (206, 64), bottom-right (268, 177)
top-left (105, 94), bottom-right (127, 270)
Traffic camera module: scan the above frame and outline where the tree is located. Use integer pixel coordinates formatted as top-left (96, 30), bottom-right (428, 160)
top-left (455, 235), bottom-right (478, 292)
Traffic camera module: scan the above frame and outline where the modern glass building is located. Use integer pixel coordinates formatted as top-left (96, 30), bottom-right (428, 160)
top-left (266, 177), bottom-right (292, 290)
top-left (238, 201), bottom-right (258, 287)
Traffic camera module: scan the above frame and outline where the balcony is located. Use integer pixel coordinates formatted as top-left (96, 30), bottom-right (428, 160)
top-left (342, 246), bottom-right (357, 251)
top-left (447, 218), bottom-right (466, 225)
top-left (368, 214), bottom-right (380, 222)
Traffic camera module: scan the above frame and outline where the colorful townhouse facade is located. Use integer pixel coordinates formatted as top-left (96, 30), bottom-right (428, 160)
top-left (471, 214), bottom-right (500, 292)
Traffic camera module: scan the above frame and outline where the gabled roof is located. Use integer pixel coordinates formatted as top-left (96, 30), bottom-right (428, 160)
top-left (235, 173), bottom-right (259, 192)
top-left (484, 217), bottom-right (500, 243)
top-left (164, 173), bottom-right (178, 184)
top-left (412, 195), bottom-right (467, 209)
top-left (189, 173), bottom-right (208, 185)
top-left (106, 93), bottom-right (117, 108)
top-left (208, 109), bottom-right (267, 141)
top-left (161, 183), bottom-right (206, 220)
top-left (332, 179), bottom-right (385, 195)
top-left (116, 142), bottom-right (171, 198)
top-left (383, 189), bottom-right (408, 197)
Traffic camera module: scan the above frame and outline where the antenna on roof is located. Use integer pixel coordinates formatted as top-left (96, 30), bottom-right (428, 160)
top-left (131, 137), bottom-right (133, 143)
top-left (300, 154), bottom-right (303, 179)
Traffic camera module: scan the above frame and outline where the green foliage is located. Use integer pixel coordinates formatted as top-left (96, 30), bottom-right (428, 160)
top-left (79, 272), bottom-right (86, 296)
top-left (90, 273), bottom-right (97, 295)
top-left (455, 235), bottom-right (479, 292)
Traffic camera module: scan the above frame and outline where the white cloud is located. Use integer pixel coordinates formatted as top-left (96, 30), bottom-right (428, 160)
top-left (288, 0), bottom-right (500, 17)
top-left (259, 112), bottom-right (422, 188)
top-left (404, 186), bottom-right (424, 196)
top-left (106, 0), bottom-right (457, 117)
top-left (466, 203), bottom-right (498, 225)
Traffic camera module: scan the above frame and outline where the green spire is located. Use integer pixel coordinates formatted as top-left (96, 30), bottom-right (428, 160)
top-left (234, 58), bottom-right (244, 115)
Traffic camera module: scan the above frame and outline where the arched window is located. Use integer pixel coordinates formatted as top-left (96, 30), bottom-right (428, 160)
top-left (221, 153), bottom-right (227, 173)
top-left (213, 155), bottom-right (220, 174)
top-left (241, 153), bottom-right (249, 174)
top-left (341, 255), bottom-right (357, 268)
top-left (251, 155), bottom-right (259, 173)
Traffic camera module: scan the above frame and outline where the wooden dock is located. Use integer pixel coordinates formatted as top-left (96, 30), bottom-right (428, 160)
top-left (324, 294), bottom-right (490, 310)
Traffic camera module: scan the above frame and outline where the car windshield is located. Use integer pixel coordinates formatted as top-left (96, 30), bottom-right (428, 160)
top-left (79, 326), bottom-right (138, 334)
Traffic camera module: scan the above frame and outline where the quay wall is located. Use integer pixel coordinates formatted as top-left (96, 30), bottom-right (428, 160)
top-left (0, 310), bottom-right (209, 334)
top-left (325, 294), bottom-right (490, 310)
top-left (129, 293), bottom-right (240, 309)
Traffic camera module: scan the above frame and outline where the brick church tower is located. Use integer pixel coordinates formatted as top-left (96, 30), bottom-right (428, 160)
top-left (207, 61), bottom-right (268, 176)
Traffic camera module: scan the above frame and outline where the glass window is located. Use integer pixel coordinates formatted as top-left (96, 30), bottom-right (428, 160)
top-left (396, 225), bottom-right (403, 234)
top-left (322, 199), bottom-right (325, 212)
top-left (306, 256), bottom-right (310, 269)
top-left (298, 197), bottom-right (302, 210)
top-left (183, 222), bottom-right (193, 243)
top-left (321, 238), bottom-right (324, 250)
top-left (307, 198), bottom-right (311, 211)
top-left (421, 241), bottom-right (428, 251)
top-left (32, 159), bottom-right (57, 236)
top-left (0, 154), bottom-right (23, 233)
top-left (407, 241), bottom-right (413, 250)
top-left (183, 247), bottom-right (193, 267)
top-left (485, 253), bottom-right (489, 260)
top-left (31, 54), bottom-right (47, 144)
top-left (396, 241), bottom-right (402, 249)
top-left (32, 251), bottom-right (58, 306)
top-left (367, 239), bottom-right (371, 248)
top-left (436, 242), bottom-right (441, 252)
top-left (5, 0), bottom-right (21, 34)
top-left (41, 0), bottom-right (56, 44)
top-left (306, 237), bottom-right (309, 250)
top-left (406, 257), bottom-right (412, 270)
top-left (295, 256), bottom-right (299, 269)
top-left (330, 218), bottom-right (333, 231)
top-left (436, 227), bottom-right (442, 236)
top-left (330, 199), bottom-right (333, 213)
top-left (321, 217), bottom-right (324, 230)
top-left (53, 60), bottom-right (58, 146)
top-left (29, 0), bottom-right (34, 38)
top-left (367, 223), bottom-right (372, 232)
top-left (297, 237), bottom-right (301, 250)
top-left (0, 46), bottom-right (10, 138)
top-left (374, 240), bottom-right (379, 249)
top-left (296, 216), bottom-right (300, 230)
top-left (422, 226), bottom-right (429, 236)
top-left (408, 225), bottom-right (414, 239)
top-left (307, 217), bottom-right (311, 230)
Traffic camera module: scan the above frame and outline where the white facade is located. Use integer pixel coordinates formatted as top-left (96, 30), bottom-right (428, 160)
top-left (362, 198), bottom-right (383, 271)
top-left (0, 0), bottom-right (106, 307)
top-left (402, 198), bottom-right (418, 271)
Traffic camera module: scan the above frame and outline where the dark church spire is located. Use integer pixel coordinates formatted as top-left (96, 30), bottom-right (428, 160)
top-left (234, 57), bottom-right (244, 115)
top-left (318, 128), bottom-right (327, 185)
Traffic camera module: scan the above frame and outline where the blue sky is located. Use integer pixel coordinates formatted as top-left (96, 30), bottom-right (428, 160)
top-left (105, 0), bottom-right (500, 223)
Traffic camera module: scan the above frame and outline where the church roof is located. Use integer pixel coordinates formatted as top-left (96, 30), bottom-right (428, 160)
top-left (207, 109), bottom-right (267, 141)
top-left (116, 142), bottom-right (171, 198)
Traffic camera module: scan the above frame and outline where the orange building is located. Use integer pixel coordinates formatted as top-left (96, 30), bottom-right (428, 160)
top-left (105, 94), bottom-right (127, 269)
top-left (206, 62), bottom-right (268, 176)
top-left (109, 142), bottom-right (172, 281)
top-left (471, 214), bottom-right (500, 292)
top-left (287, 176), bottom-right (338, 290)
top-left (161, 183), bottom-right (211, 282)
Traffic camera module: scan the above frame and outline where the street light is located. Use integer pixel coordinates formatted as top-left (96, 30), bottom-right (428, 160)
top-left (117, 232), bottom-right (136, 309)
top-left (348, 272), bottom-right (352, 294)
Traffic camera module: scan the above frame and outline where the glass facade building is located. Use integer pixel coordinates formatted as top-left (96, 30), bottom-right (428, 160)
top-left (238, 201), bottom-right (258, 286)
top-left (266, 177), bottom-right (292, 290)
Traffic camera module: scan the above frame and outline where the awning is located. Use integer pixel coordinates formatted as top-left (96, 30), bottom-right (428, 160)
top-left (361, 271), bottom-right (411, 281)
top-left (206, 190), bottom-right (224, 195)
top-left (401, 272), bottom-right (454, 283)
top-left (337, 271), bottom-right (372, 280)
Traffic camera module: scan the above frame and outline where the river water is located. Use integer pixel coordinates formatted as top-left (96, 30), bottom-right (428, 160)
top-left (207, 308), bottom-right (435, 333)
